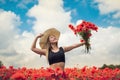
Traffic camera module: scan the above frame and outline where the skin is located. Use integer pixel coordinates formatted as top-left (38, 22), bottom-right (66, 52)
top-left (31, 33), bottom-right (85, 70)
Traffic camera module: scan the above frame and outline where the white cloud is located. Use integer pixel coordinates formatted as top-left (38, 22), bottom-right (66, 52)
top-left (94, 0), bottom-right (120, 14)
top-left (0, 9), bottom-right (21, 48)
top-left (0, 9), bottom-right (21, 67)
top-left (0, 9), bottom-right (48, 68)
top-left (94, 0), bottom-right (120, 18)
top-left (64, 26), bottom-right (120, 68)
top-left (91, 27), bottom-right (120, 65)
top-left (27, 0), bottom-right (71, 34)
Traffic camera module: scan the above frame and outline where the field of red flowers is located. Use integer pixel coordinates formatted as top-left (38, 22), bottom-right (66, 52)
top-left (0, 66), bottom-right (120, 80)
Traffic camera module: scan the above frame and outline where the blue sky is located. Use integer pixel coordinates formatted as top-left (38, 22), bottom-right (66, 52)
top-left (0, 0), bottom-right (120, 32)
top-left (0, 0), bottom-right (120, 68)
top-left (64, 0), bottom-right (120, 27)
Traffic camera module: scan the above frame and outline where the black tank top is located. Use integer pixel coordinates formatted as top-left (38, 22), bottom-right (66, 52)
top-left (48, 47), bottom-right (65, 65)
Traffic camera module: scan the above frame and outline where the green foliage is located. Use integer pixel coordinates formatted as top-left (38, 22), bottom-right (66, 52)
top-left (100, 64), bottom-right (120, 69)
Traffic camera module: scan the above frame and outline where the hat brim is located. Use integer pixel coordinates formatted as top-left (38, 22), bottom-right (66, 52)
top-left (39, 28), bottom-right (60, 49)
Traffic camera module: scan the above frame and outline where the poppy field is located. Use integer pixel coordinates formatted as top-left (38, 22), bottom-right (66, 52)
top-left (0, 66), bottom-right (120, 80)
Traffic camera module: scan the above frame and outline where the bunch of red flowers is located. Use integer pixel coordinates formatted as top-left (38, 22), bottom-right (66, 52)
top-left (69, 20), bottom-right (98, 53)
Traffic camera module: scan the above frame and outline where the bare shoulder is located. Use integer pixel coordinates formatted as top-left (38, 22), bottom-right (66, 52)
top-left (61, 46), bottom-right (69, 52)
top-left (61, 46), bottom-right (65, 50)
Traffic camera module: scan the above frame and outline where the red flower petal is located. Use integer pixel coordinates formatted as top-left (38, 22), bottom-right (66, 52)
top-left (80, 39), bottom-right (85, 42)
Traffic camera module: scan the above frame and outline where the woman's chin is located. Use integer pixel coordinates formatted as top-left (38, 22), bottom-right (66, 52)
top-left (51, 41), bottom-right (58, 44)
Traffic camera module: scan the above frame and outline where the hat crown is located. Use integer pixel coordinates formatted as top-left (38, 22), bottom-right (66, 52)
top-left (39, 28), bottom-right (60, 49)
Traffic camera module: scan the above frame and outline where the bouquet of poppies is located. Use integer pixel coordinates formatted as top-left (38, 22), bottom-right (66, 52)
top-left (68, 20), bottom-right (98, 53)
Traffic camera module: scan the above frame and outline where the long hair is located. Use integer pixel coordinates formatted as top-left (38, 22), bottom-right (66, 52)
top-left (45, 36), bottom-right (58, 61)
top-left (45, 37), bottom-right (51, 61)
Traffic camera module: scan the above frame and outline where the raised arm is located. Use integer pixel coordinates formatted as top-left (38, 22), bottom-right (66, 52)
top-left (31, 33), bottom-right (46, 56)
top-left (63, 42), bottom-right (85, 52)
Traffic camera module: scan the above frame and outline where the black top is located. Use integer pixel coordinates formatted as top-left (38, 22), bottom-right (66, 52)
top-left (48, 47), bottom-right (65, 65)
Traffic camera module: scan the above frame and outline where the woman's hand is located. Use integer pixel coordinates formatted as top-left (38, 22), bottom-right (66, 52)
top-left (81, 41), bottom-right (86, 46)
top-left (36, 33), bottom-right (44, 38)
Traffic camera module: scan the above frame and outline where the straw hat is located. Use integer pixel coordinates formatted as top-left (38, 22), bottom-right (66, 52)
top-left (39, 28), bottom-right (60, 49)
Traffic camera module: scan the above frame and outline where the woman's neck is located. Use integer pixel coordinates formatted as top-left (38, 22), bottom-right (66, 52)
top-left (51, 43), bottom-right (58, 50)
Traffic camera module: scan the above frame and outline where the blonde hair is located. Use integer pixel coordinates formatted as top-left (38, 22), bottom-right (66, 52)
top-left (45, 36), bottom-right (51, 61)
top-left (45, 36), bottom-right (58, 61)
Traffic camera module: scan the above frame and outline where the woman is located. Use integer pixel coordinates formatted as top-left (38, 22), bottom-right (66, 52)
top-left (31, 28), bottom-right (85, 70)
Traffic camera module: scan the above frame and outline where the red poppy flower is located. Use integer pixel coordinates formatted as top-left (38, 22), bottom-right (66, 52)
top-left (11, 72), bottom-right (26, 80)
top-left (68, 20), bottom-right (98, 53)
top-left (80, 39), bottom-right (84, 42)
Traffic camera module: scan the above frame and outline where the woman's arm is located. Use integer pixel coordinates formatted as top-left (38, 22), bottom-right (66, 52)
top-left (63, 42), bottom-right (85, 52)
top-left (31, 33), bottom-right (46, 56)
